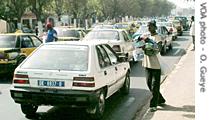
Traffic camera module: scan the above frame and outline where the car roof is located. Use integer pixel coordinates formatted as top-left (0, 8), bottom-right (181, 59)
top-left (91, 28), bottom-right (125, 32)
top-left (45, 41), bottom-right (108, 46)
top-left (0, 33), bottom-right (35, 36)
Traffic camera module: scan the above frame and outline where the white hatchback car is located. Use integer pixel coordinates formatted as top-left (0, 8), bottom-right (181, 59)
top-left (83, 29), bottom-right (135, 62)
top-left (10, 41), bottom-right (131, 119)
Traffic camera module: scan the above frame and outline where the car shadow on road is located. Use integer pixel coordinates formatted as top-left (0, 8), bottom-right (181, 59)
top-left (176, 37), bottom-right (189, 41)
top-left (164, 48), bottom-right (186, 57)
top-left (0, 76), bottom-right (12, 84)
top-left (171, 42), bottom-right (180, 47)
top-left (26, 88), bottom-right (151, 120)
top-left (130, 61), bottom-right (146, 77)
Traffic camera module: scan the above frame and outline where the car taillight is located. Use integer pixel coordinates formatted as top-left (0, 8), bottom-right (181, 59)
top-left (13, 74), bottom-right (29, 84)
top-left (112, 45), bottom-right (121, 52)
top-left (73, 77), bottom-right (95, 87)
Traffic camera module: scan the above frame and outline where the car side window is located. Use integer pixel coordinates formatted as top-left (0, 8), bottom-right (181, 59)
top-left (30, 35), bottom-right (42, 47)
top-left (122, 31), bottom-right (129, 41)
top-left (96, 45), bottom-right (111, 68)
top-left (163, 27), bottom-right (169, 34)
top-left (21, 36), bottom-right (34, 48)
top-left (102, 45), bottom-right (118, 64)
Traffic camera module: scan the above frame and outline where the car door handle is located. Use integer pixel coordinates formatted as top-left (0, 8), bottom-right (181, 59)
top-left (104, 71), bottom-right (107, 75)
top-left (115, 67), bottom-right (118, 71)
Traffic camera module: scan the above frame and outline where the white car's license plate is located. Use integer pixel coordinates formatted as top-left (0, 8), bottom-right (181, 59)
top-left (38, 80), bottom-right (65, 87)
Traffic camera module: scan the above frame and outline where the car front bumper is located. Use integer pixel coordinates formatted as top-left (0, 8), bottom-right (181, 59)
top-left (10, 87), bottom-right (101, 107)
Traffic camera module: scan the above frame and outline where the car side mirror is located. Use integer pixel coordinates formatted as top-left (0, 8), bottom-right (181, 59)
top-left (111, 58), bottom-right (118, 64)
top-left (117, 54), bottom-right (127, 62)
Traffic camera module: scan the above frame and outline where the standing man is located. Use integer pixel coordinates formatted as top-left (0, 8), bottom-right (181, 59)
top-left (143, 20), bottom-right (166, 112)
top-left (190, 16), bottom-right (195, 50)
top-left (45, 22), bottom-right (57, 43)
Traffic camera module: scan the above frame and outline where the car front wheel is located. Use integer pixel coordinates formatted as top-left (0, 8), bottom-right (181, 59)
top-left (160, 44), bottom-right (167, 56)
top-left (121, 72), bottom-right (130, 95)
top-left (20, 104), bottom-right (38, 116)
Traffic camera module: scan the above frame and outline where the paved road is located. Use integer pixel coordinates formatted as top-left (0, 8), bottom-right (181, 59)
top-left (0, 31), bottom-right (191, 120)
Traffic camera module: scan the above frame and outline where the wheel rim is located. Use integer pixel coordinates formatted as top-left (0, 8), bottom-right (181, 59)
top-left (98, 92), bottom-right (105, 113)
top-left (125, 74), bottom-right (130, 91)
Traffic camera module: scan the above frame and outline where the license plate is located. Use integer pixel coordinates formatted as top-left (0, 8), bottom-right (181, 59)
top-left (38, 80), bottom-right (65, 87)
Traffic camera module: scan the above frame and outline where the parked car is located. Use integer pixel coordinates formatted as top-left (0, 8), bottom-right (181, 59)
top-left (10, 41), bottom-right (130, 119)
top-left (83, 29), bottom-right (135, 62)
top-left (0, 33), bottom-right (42, 77)
top-left (156, 25), bottom-right (173, 55)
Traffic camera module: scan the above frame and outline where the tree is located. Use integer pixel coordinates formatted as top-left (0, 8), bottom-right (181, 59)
top-left (28, 0), bottom-right (50, 22)
top-left (0, 0), bottom-right (28, 22)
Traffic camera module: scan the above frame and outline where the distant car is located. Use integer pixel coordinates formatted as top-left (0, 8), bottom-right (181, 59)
top-left (0, 33), bottom-right (42, 77)
top-left (174, 16), bottom-right (189, 31)
top-left (156, 25), bottom-right (173, 55)
top-left (83, 29), bottom-right (135, 62)
top-left (157, 22), bottom-right (178, 41)
top-left (171, 20), bottom-right (183, 36)
top-left (10, 41), bottom-right (130, 119)
top-left (92, 24), bottom-right (114, 29)
top-left (54, 27), bottom-right (86, 41)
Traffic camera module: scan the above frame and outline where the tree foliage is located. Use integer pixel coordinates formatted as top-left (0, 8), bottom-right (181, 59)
top-left (0, 0), bottom-right (175, 24)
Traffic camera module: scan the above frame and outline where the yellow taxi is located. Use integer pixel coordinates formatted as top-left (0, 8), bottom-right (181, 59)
top-left (0, 33), bottom-right (42, 76)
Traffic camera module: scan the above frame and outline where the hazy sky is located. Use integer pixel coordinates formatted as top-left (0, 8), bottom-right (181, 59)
top-left (168, 0), bottom-right (195, 8)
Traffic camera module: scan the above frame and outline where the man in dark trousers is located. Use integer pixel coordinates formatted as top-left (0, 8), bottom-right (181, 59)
top-left (142, 20), bottom-right (166, 112)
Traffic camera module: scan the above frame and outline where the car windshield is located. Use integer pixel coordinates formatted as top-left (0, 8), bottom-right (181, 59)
top-left (173, 21), bottom-right (181, 26)
top-left (55, 28), bottom-right (80, 38)
top-left (21, 45), bottom-right (89, 71)
top-left (0, 35), bottom-right (16, 48)
top-left (85, 30), bottom-right (119, 40)
top-left (115, 24), bottom-right (128, 29)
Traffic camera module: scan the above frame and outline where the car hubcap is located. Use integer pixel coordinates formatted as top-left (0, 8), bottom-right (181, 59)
top-left (99, 93), bottom-right (105, 113)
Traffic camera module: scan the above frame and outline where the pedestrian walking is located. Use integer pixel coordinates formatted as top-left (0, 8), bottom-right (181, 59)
top-left (142, 20), bottom-right (166, 112)
top-left (189, 16), bottom-right (195, 50)
top-left (45, 22), bottom-right (58, 43)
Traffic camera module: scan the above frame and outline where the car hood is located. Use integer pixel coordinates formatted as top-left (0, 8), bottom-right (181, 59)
top-left (84, 39), bottom-right (120, 43)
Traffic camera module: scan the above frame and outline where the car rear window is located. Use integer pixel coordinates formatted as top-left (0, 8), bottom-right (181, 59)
top-left (21, 45), bottom-right (89, 71)
top-left (55, 28), bottom-right (79, 38)
top-left (85, 30), bottom-right (119, 40)
top-left (0, 35), bottom-right (16, 48)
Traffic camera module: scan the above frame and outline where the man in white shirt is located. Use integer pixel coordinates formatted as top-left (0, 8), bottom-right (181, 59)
top-left (190, 16), bottom-right (195, 50)
top-left (142, 20), bottom-right (166, 112)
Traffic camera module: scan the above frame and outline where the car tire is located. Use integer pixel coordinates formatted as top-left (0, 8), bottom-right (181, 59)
top-left (160, 44), bottom-right (167, 56)
top-left (168, 43), bottom-right (173, 50)
top-left (121, 72), bottom-right (130, 95)
top-left (21, 104), bottom-right (38, 116)
top-left (89, 90), bottom-right (105, 119)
